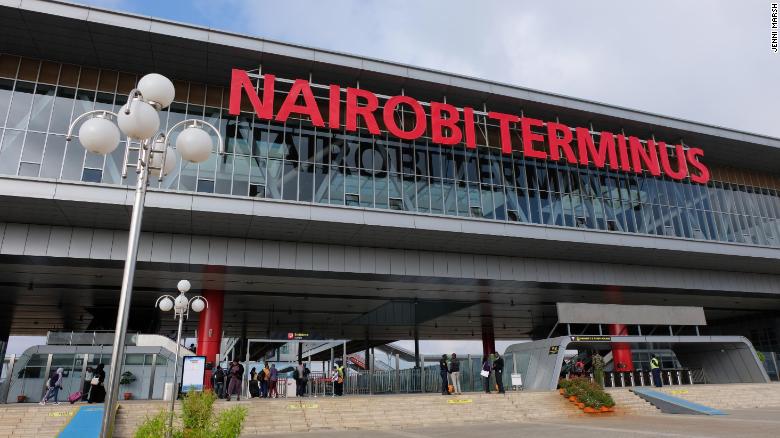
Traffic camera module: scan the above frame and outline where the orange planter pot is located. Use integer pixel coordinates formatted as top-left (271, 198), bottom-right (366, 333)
top-left (559, 389), bottom-right (564, 395)
top-left (577, 402), bottom-right (585, 409)
top-left (568, 396), bottom-right (577, 402)
top-left (600, 406), bottom-right (610, 412)
top-left (584, 407), bottom-right (597, 413)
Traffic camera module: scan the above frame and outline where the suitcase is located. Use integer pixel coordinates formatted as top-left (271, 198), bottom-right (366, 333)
top-left (67, 391), bottom-right (82, 404)
top-left (448, 384), bottom-right (454, 394)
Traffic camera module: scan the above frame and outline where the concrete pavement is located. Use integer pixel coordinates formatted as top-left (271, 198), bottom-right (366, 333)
top-left (246, 408), bottom-right (780, 438)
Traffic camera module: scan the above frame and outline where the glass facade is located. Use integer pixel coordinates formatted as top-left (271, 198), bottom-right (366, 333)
top-left (1, 55), bottom-right (780, 248)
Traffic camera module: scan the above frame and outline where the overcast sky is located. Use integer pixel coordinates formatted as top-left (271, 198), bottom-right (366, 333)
top-left (75, 0), bottom-right (780, 138)
top-left (7, 1), bottom-right (771, 355)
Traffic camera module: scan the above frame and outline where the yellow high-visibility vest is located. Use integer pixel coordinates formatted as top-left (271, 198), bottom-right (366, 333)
top-left (650, 358), bottom-right (660, 369)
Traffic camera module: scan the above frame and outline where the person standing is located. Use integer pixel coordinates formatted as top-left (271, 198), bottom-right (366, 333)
top-left (213, 366), bottom-right (225, 399)
top-left (40, 367), bottom-right (64, 405)
top-left (334, 362), bottom-right (345, 396)
top-left (88, 364), bottom-right (106, 403)
top-left (481, 357), bottom-right (492, 393)
top-left (438, 354), bottom-right (449, 395)
top-left (81, 366), bottom-right (93, 402)
top-left (493, 352), bottom-right (505, 394)
top-left (269, 364), bottom-right (278, 398)
top-left (650, 355), bottom-right (663, 387)
top-left (226, 361), bottom-right (242, 401)
top-left (449, 353), bottom-right (461, 395)
top-left (248, 367), bottom-right (259, 398)
top-left (261, 363), bottom-right (271, 398)
top-left (294, 361), bottom-right (306, 397)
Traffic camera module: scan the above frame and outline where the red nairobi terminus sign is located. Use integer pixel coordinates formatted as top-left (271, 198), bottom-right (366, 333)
top-left (228, 69), bottom-right (710, 184)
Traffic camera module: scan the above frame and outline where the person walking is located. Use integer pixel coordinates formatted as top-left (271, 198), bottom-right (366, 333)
top-left (481, 356), bottom-right (492, 393)
top-left (650, 355), bottom-right (663, 387)
top-left (88, 364), bottom-right (106, 403)
top-left (269, 364), bottom-right (278, 398)
top-left (40, 367), bottom-right (64, 405)
top-left (330, 365), bottom-right (339, 397)
top-left (261, 363), bottom-right (271, 398)
top-left (249, 367), bottom-right (259, 398)
top-left (213, 366), bottom-right (225, 399)
top-left (438, 354), bottom-right (449, 395)
top-left (226, 361), bottom-right (242, 401)
top-left (81, 366), bottom-right (93, 402)
top-left (449, 353), bottom-right (461, 395)
top-left (493, 352), bottom-right (505, 394)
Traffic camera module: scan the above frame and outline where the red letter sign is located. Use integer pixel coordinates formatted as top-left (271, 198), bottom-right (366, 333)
top-left (346, 88), bottom-right (380, 134)
top-left (382, 95), bottom-right (426, 140)
top-left (577, 128), bottom-right (619, 170)
top-left (275, 79), bottom-right (324, 127)
top-left (521, 117), bottom-right (547, 159)
top-left (686, 147), bottom-right (710, 184)
top-left (430, 102), bottom-right (462, 145)
top-left (488, 112), bottom-right (518, 154)
top-left (659, 142), bottom-right (688, 180)
top-left (547, 122), bottom-right (577, 164)
top-left (629, 136), bottom-right (661, 176)
top-left (229, 69), bottom-right (275, 119)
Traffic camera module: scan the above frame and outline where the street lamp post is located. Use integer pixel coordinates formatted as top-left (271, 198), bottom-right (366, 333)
top-left (65, 73), bottom-right (224, 438)
top-left (155, 279), bottom-right (208, 435)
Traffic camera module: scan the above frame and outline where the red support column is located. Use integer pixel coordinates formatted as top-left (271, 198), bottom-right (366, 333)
top-left (197, 289), bottom-right (223, 389)
top-left (608, 323), bottom-right (634, 372)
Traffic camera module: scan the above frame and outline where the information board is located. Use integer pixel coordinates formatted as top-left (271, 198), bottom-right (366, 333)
top-left (181, 356), bottom-right (206, 393)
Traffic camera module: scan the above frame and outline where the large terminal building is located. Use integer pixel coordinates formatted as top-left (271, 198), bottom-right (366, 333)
top-left (0, 0), bottom-right (779, 391)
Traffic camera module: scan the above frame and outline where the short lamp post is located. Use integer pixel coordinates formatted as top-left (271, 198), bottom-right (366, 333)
top-left (155, 279), bottom-right (208, 435)
top-left (65, 73), bottom-right (224, 438)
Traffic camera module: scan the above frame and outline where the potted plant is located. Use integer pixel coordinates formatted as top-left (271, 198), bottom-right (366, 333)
top-left (120, 371), bottom-right (136, 400)
top-left (16, 394), bottom-right (26, 403)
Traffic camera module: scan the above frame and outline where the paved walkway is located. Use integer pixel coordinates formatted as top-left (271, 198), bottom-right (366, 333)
top-left (247, 408), bottom-right (780, 437)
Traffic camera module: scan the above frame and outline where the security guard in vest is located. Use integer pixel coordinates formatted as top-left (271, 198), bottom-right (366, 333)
top-left (650, 355), bottom-right (662, 387)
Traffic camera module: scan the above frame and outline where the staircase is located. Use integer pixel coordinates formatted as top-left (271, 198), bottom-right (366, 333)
top-left (652, 383), bottom-right (780, 410)
top-left (0, 403), bottom-right (80, 438)
top-left (605, 388), bottom-right (662, 415)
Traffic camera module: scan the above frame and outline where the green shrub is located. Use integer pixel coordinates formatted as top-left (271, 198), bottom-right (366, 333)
top-left (213, 406), bottom-right (247, 438)
top-left (557, 377), bottom-right (615, 408)
top-left (133, 410), bottom-right (168, 438)
top-left (134, 390), bottom-right (245, 438)
top-left (181, 389), bottom-right (217, 431)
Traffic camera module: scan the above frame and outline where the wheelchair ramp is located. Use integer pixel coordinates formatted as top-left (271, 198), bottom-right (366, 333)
top-left (630, 388), bottom-right (726, 415)
top-left (58, 405), bottom-right (103, 438)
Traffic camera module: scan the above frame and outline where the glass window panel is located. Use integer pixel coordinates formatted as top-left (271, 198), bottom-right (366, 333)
top-left (71, 89), bottom-right (95, 120)
top-left (359, 174), bottom-right (373, 208)
top-left (18, 161), bottom-right (40, 177)
top-left (49, 87), bottom-right (76, 134)
top-left (81, 168), bottom-right (102, 183)
top-left (178, 161), bottom-right (197, 191)
top-left (299, 163), bottom-right (314, 202)
top-left (329, 166), bottom-right (344, 204)
top-left (429, 178), bottom-right (443, 214)
top-left (265, 159), bottom-right (283, 199)
top-left (197, 179), bottom-right (214, 193)
top-left (374, 173), bottom-right (388, 209)
top-left (314, 165), bottom-right (329, 204)
top-left (0, 129), bottom-right (24, 175)
top-left (282, 161), bottom-right (298, 201)
top-left (416, 176), bottom-right (430, 213)
top-left (27, 84), bottom-right (55, 132)
top-left (455, 181), bottom-right (469, 216)
top-left (6, 81), bottom-right (35, 129)
top-left (229, 155), bottom-right (248, 196)
top-left (214, 154), bottom-right (233, 195)
top-left (21, 131), bottom-right (45, 163)
top-left (0, 79), bottom-right (13, 125)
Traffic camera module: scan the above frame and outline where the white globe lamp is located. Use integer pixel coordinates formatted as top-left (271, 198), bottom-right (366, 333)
top-left (117, 100), bottom-right (160, 139)
top-left (177, 279), bottom-right (191, 293)
top-left (190, 298), bottom-right (206, 313)
top-left (78, 117), bottom-right (120, 155)
top-left (158, 297), bottom-right (174, 312)
top-left (174, 293), bottom-right (188, 312)
top-left (176, 127), bottom-right (213, 163)
top-left (137, 73), bottom-right (175, 109)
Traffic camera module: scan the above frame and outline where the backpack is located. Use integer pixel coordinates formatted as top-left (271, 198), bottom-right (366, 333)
top-left (46, 369), bottom-right (57, 387)
top-left (293, 368), bottom-right (300, 380)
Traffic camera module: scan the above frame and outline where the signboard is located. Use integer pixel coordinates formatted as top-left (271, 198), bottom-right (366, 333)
top-left (181, 356), bottom-right (206, 393)
top-left (287, 332), bottom-right (310, 340)
top-left (511, 373), bottom-right (523, 386)
top-left (570, 336), bottom-right (612, 342)
top-left (231, 69), bottom-right (710, 184)
top-left (548, 346), bottom-right (560, 355)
